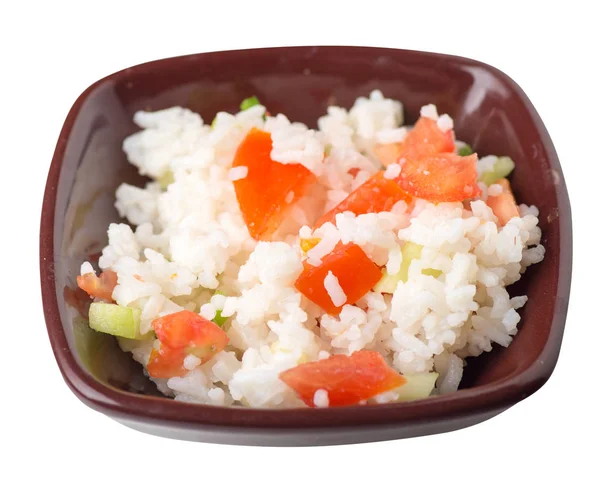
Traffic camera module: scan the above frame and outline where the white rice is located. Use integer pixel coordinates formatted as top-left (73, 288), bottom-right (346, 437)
top-left (323, 271), bottom-right (347, 307)
top-left (228, 166), bottom-right (248, 181)
top-left (313, 389), bottom-right (330, 407)
top-left (85, 91), bottom-right (544, 409)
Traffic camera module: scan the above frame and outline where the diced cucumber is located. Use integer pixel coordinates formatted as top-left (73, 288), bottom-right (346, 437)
top-left (157, 170), bottom-right (174, 189)
top-left (374, 242), bottom-right (442, 293)
top-left (396, 372), bottom-right (439, 401)
top-left (457, 143), bottom-right (473, 156)
top-left (240, 96), bottom-right (261, 111)
top-left (88, 303), bottom-right (146, 339)
top-left (479, 156), bottom-right (515, 186)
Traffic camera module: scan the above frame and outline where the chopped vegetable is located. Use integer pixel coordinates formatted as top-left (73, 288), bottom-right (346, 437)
top-left (395, 372), bottom-right (438, 401)
top-left (314, 171), bottom-right (413, 228)
top-left (374, 242), bottom-right (441, 293)
top-left (300, 237), bottom-right (321, 253)
top-left (147, 310), bottom-right (229, 379)
top-left (77, 269), bottom-right (118, 302)
top-left (279, 350), bottom-right (406, 407)
top-left (88, 303), bottom-right (147, 339)
top-left (157, 170), bottom-right (174, 189)
top-left (457, 144), bottom-right (474, 157)
top-left (487, 178), bottom-right (520, 226)
top-left (294, 243), bottom-right (382, 314)
top-left (397, 153), bottom-right (481, 203)
top-left (373, 117), bottom-right (456, 167)
top-left (402, 116), bottom-right (456, 159)
top-left (146, 345), bottom-right (187, 379)
top-left (240, 95), bottom-right (261, 111)
top-left (152, 310), bottom-right (229, 360)
top-left (213, 310), bottom-right (227, 328)
top-left (211, 290), bottom-right (227, 327)
top-left (232, 128), bottom-right (316, 240)
top-left (479, 156), bottom-right (515, 186)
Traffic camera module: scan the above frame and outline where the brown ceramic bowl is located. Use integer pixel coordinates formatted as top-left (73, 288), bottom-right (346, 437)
top-left (40, 46), bottom-right (571, 446)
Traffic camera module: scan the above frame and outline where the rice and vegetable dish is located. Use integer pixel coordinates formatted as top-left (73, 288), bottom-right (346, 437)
top-left (75, 91), bottom-right (545, 408)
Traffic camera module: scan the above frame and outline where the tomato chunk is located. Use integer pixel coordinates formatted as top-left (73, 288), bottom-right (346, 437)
top-left (152, 310), bottom-right (229, 361)
top-left (397, 153), bottom-right (481, 203)
top-left (146, 345), bottom-right (187, 379)
top-left (77, 269), bottom-right (118, 302)
top-left (403, 116), bottom-right (455, 158)
top-left (232, 128), bottom-right (317, 240)
top-left (315, 171), bottom-right (413, 228)
top-left (487, 178), bottom-right (520, 226)
top-left (295, 243), bottom-right (382, 314)
top-left (280, 350), bottom-right (406, 407)
top-left (147, 310), bottom-right (230, 379)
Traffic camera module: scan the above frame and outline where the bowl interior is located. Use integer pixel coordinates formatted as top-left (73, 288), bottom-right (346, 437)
top-left (50, 47), bottom-right (566, 402)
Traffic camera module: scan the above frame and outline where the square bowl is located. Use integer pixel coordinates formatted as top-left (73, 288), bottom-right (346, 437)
top-left (40, 46), bottom-right (571, 446)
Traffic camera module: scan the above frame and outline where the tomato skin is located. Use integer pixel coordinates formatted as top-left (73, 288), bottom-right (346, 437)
top-left (397, 153), bottom-right (481, 203)
top-left (279, 350), bottom-right (406, 407)
top-left (232, 128), bottom-right (317, 240)
top-left (294, 242), bottom-right (382, 315)
top-left (314, 171), bottom-right (413, 228)
top-left (146, 345), bottom-right (188, 379)
top-left (152, 310), bottom-right (229, 361)
top-left (77, 269), bottom-right (118, 302)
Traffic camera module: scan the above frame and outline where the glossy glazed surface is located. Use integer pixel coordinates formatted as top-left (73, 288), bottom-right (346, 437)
top-left (40, 46), bottom-right (571, 445)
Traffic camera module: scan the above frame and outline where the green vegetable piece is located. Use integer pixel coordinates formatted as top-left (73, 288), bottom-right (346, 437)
top-left (89, 303), bottom-right (146, 339)
top-left (240, 96), bottom-right (261, 111)
top-left (374, 242), bottom-right (442, 293)
top-left (324, 144), bottom-right (333, 157)
top-left (213, 310), bottom-right (227, 327)
top-left (396, 373), bottom-right (439, 401)
top-left (479, 156), bottom-right (515, 186)
top-left (157, 170), bottom-right (174, 190)
top-left (457, 144), bottom-right (473, 156)
top-left (211, 290), bottom-right (227, 327)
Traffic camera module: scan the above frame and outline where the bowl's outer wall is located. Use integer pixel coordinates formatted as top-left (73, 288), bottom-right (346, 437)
top-left (41, 46), bottom-right (571, 445)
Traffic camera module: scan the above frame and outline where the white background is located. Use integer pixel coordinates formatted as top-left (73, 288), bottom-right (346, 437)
top-left (2, 1), bottom-right (597, 486)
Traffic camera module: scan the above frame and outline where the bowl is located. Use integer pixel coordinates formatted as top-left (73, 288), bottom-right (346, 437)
top-left (40, 46), bottom-right (571, 446)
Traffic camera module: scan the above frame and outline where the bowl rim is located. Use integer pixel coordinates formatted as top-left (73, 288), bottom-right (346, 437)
top-left (40, 45), bottom-right (572, 430)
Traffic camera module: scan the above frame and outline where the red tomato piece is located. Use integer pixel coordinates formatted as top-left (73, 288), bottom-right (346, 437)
top-left (314, 171), bottom-right (413, 228)
top-left (146, 345), bottom-right (187, 379)
top-left (397, 153), bottom-right (481, 203)
top-left (373, 118), bottom-right (454, 167)
top-left (232, 128), bottom-right (317, 240)
top-left (402, 116), bottom-right (456, 159)
top-left (279, 350), bottom-right (406, 407)
top-left (152, 310), bottom-right (229, 362)
top-left (487, 178), bottom-right (520, 225)
top-left (294, 242), bottom-right (382, 315)
top-left (77, 269), bottom-right (118, 302)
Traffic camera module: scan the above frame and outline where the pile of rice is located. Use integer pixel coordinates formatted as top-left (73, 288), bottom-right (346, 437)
top-left (83, 90), bottom-right (545, 408)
